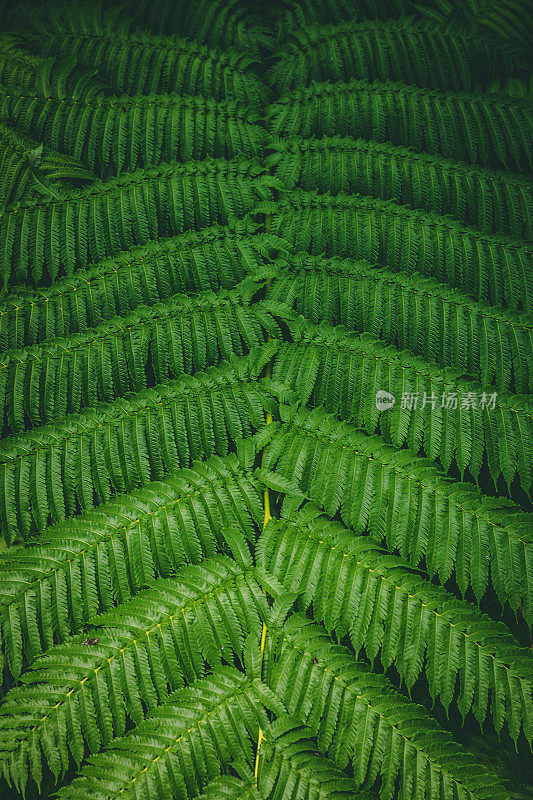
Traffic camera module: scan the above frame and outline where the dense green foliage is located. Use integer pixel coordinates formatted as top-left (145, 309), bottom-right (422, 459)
top-left (0, 1), bottom-right (532, 799)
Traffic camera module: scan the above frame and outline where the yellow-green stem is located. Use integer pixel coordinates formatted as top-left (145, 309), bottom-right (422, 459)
top-left (254, 213), bottom-right (273, 787)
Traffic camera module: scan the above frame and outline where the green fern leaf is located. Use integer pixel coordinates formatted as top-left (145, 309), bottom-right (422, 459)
top-left (260, 405), bottom-right (533, 618)
top-left (258, 502), bottom-right (533, 743)
top-left (268, 614), bottom-right (510, 800)
top-left (28, 20), bottom-right (268, 105)
top-left (271, 319), bottom-right (533, 490)
top-left (0, 122), bottom-right (94, 204)
top-left (124, 0), bottom-right (272, 56)
top-left (0, 221), bottom-right (283, 350)
top-left (273, 0), bottom-right (411, 36)
top-left (258, 718), bottom-right (377, 800)
top-left (264, 252), bottom-right (533, 391)
top-left (195, 773), bottom-right (261, 799)
top-left (0, 347), bottom-right (276, 543)
top-left (0, 453), bottom-right (263, 677)
top-left (267, 79), bottom-right (533, 172)
top-left (0, 32), bottom-right (107, 97)
top-left (264, 191), bottom-right (533, 312)
top-left (267, 17), bottom-right (527, 94)
top-left (0, 281), bottom-right (285, 431)
top-left (0, 157), bottom-right (280, 287)
top-left (0, 89), bottom-right (267, 176)
top-left (52, 670), bottom-right (277, 800)
top-left (0, 561), bottom-right (271, 790)
top-left (268, 135), bottom-right (532, 237)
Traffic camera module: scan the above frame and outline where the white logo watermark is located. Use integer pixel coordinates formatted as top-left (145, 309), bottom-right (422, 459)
top-left (375, 390), bottom-right (396, 411)
top-left (375, 390), bottom-right (498, 411)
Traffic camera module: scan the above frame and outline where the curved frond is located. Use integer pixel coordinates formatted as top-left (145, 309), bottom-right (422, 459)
top-left (264, 191), bottom-right (533, 312)
top-left (274, 0), bottom-right (411, 36)
top-left (0, 453), bottom-right (263, 676)
top-left (258, 502), bottom-right (533, 743)
top-left (0, 157), bottom-right (280, 287)
top-left (271, 318), bottom-right (533, 490)
top-left (268, 614), bottom-right (510, 800)
top-left (258, 718), bottom-right (374, 800)
top-left (0, 221), bottom-right (283, 350)
top-left (2, 662), bottom-right (274, 795)
top-left (0, 2), bottom-right (531, 798)
top-left (0, 122), bottom-right (94, 204)
top-left (29, 22), bottom-right (268, 105)
top-left (55, 670), bottom-right (278, 800)
top-left (264, 253), bottom-right (533, 392)
top-left (267, 17), bottom-right (527, 94)
top-left (124, 0), bottom-right (272, 56)
top-left (0, 89), bottom-right (266, 176)
top-left (258, 404), bottom-right (533, 618)
top-left (415, 0), bottom-right (533, 46)
top-left (267, 135), bottom-right (533, 237)
top-left (0, 33), bottom-right (107, 97)
top-left (266, 79), bottom-right (533, 172)
top-left (0, 346), bottom-right (275, 543)
top-left (196, 774), bottom-right (261, 800)
top-left (0, 281), bottom-right (284, 431)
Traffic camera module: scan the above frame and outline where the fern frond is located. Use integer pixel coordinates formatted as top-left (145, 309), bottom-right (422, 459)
top-left (266, 79), bottom-right (533, 172)
top-left (124, 0), bottom-right (272, 56)
top-left (0, 221), bottom-right (282, 350)
top-left (0, 157), bottom-right (279, 287)
top-left (263, 191), bottom-right (533, 312)
top-left (0, 281), bottom-right (283, 431)
top-left (268, 614), bottom-right (510, 799)
top-left (258, 405), bottom-right (533, 618)
top-left (274, 0), bottom-right (411, 35)
top-left (0, 89), bottom-right (266, 176)
top-left (267, 16), bottom-right (527, 94)
top-left (0, 122), bottom-right (94, 204)
top-left (29, 22), bottom-right (268, 105)
top-left (0, 453), bottom-right (263, 676)
top-left (0, 33), bottom-right (107, 97)
top-left (271, 318), bottom-right (533, 490)
top-left (264, 253), bottom-right (533, 391)
top-left (56, 670), bottom-right (280, 800)
top-left (196, 774), bottom-right (261, 800)
top-left (257, 718), bottom-right (375, 800)
top-left (258, 503), bottom-right (533, 743)
top-left (415, 0), bottom-right (533, 47)
top-left (0, 346), bottom-right (276, 543)
top-left (267, 135), bottom-right (533, 237)
top-left (1, 660), bottom-right (275, 794)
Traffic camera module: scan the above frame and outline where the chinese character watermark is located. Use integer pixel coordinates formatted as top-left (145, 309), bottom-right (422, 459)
top-left (376, 390), bottom-right (497, 411)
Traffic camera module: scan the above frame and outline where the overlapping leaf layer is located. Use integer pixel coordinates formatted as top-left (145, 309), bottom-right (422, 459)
top-left (0, 1), bottom-right (531, 799)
